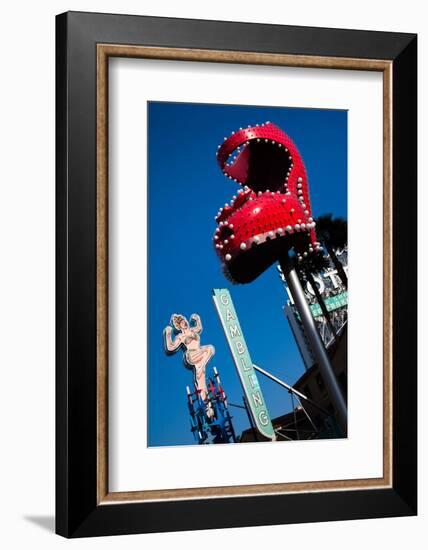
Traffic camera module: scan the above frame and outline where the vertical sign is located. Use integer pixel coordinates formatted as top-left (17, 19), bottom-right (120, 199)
top-left (212, 289), bottom-right (276, 441)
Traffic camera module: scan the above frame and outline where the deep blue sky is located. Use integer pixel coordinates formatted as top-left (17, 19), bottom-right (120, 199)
top-left (147, 101), bottom-right (347, 446)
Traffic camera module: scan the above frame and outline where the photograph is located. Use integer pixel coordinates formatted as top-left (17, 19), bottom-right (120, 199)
top-left (51, 9), bottom-right (418, 538)
top-left (0, 0), bottom-right (421, 546)
top-left (148, 101), bottom-right (348, 446)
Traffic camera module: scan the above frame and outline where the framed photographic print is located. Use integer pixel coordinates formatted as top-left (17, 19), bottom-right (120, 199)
top-left (56, 11), bottom-right (417, 537)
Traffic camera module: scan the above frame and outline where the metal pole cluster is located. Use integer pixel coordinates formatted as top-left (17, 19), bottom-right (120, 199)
top-left (279, 254), bottom-right (348, 433)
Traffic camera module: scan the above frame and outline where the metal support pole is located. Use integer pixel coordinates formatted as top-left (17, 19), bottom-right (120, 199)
top-left (253, 363), bottom-right (330, 416)
top-left (279, 254), bottom-right (347, 433)
top-left (291, 392), bottom-right (300, 440)
top-left (296, 396), bottom-right (319, 434)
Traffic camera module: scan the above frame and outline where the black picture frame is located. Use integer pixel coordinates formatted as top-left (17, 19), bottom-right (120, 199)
top-left (56, 11), bottom-right (417, 538)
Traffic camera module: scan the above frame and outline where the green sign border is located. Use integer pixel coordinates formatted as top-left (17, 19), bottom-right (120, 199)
top-left (309, 291), bottom-right (348, 318)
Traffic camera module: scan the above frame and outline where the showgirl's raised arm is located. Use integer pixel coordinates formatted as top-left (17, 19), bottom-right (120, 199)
top-left (191, 314), bottom-right (202, 333)
top-left (163, 325), bottom-right (182, 354)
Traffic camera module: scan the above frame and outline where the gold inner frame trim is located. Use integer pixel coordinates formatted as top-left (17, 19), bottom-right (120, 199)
top-left (96, 44), bottom-right (393, 505)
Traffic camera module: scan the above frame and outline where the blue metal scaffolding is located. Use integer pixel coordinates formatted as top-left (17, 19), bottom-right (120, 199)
top-left (186, 367), bottom-right (236, 444)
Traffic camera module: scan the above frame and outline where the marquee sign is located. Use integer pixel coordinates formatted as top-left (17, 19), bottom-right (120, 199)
top-left (212, 289), bottom-right (275, 441)
top-left (309, 291), bottom-right (348, 318)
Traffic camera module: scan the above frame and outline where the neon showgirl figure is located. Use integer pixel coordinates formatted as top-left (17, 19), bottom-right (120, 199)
top-left (163, 313), bottom-right (215, 418)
